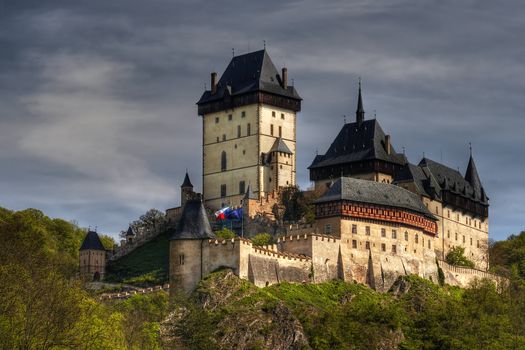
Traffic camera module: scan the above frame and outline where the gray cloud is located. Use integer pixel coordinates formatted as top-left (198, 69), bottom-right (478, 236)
top-left (1, 0), bottom-right (524, 240)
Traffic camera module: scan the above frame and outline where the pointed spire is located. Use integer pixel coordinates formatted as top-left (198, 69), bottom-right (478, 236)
top-left (464, 151), bottom-right (483, 200)
top-left (181, 171), bottom-right (193, 188)
top-left (356, 78), bottom-right (365, 125)
top-left (126, 226), bottom-right (135, 237)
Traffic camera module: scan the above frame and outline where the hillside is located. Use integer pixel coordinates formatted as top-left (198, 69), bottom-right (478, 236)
top-left (105, 231), bottom-right (170, 286)
top-left (162, 269), bottom-right (525, 350)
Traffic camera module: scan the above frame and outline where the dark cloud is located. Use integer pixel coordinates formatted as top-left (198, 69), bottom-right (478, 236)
top-left (1, 0), bottom-right (524, 240)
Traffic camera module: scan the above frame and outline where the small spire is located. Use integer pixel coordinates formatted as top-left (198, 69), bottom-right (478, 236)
top-left (356, 78), bottom-right (365, 125)
top-left (181, 171), bottom-right (193, 188)
top-left (263, 40), bottom-right (266, 50)
top-left (232, 48), bottom-right (235, 57)
top-left (343, 114), bottom-right (347, 124)
top-left (469, 142), bottom-right (472, 156)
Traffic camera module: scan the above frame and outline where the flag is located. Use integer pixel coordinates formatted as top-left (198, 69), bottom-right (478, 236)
top-left (230, 207), bottom-right (243, 220)
top-left (214, 207), bottom-right (230, 220)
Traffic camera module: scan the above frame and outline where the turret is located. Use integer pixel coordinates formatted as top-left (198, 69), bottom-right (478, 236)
top-left (125, 226), bottom-right (135, 244)
top-left (79, 230), bottom-right (107, 281)
top-left (169, 199), bottom-right (216, 295)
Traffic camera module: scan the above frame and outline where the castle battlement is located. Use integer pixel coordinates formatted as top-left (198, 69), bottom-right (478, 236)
top-left (251, 246), bottom-right (311, 261)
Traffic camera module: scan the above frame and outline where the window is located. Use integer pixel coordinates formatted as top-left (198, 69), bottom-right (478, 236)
top-left (222, 134), bottom-right (226, 141)
top-left (415, 234), bottom-right (419, 244)
top-left (365, 241), bottom-right (370, 250)
top-left (463, 235), bottom-right (466, 243)
top-left (352, 225), bottom-right (357, 234)
top-left (324, 224), bottom-right (332, 234)
top-left (272, 111), bottom-right (276, 117)
top-left (352, 240), bottom-right (357, 248)
top-left (215, 117), bottom-right (219, 123)
top-left (455, 232), bottom-right (458, 241)
top-left (281, 113), bottom-right (285, 119)
top-left (381, 228), bottom-right (386, 237)
top-left (179, 254), bottom-right (185, 265)
top-left (269, 177), bottom-right (272, 182)
top-left (448, 210), bottom-right (450, 218)
top-left (247, 123), bottom-right (251, 135)
top-left (381, 243), bottom-right (386, 252)
top-left (392, 230), bottom-right (397, 239)
top-left (220, 184), bottom-right (226, 197)
top-left (241, 111), bottom-right (246, 118)
top-left (447, 230), bottom-right (450, 239)
top-left (239, 181), bottom-right (245, 194)
top-left (470, 237), bottom-right (473, 246)
top-left (405, 231), bottom-right (409, 241)
top-left (216, 136), bottom-right (219, 142)
top-left (221, 151), bottom-right (227, 171)
top-left (228, 114), bottom-right (232, 121)
top-left (477, 240), bottom-right (480, 248)
top-left (270, 124), bottom-right (274, 136)
top-left (365, 226), bottom-right (370, 235)
top-left (392, 245), bottom-right (397, 254)
top-left (243, 150), bottom-right (246, 155)
top-left (237, 125), bottom-right (241, 138)
top-left (279, 126), bottom-right (282, 137)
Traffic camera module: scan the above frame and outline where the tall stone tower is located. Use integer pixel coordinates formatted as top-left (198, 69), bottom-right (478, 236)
top-left (79, 230), bottom-right (107, 281)
top-left (197, 50), bottom-right (301, 210)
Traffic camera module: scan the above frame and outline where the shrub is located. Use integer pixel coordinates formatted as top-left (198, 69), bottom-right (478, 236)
top-left (251, 233), bottom-right (273, 246)
top-left (445, 246), bottom-right (475, 268)
top-left (215, 228), bottom-right (236, 239)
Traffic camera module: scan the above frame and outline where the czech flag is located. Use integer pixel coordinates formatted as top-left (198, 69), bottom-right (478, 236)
top-left (214, 207), bottom-right (230, 220)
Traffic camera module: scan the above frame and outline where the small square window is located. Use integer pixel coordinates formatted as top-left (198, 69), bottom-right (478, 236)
top-left (392, 230), bottom-right (397, 239)
top-left (352, 225), bottom-right (357, 234)
top-left (381, 243), bottom-right (386, 252)
top-left (404, 231), bottom-right (409, 241)
top-left (220, 184), bottom-right (226, 197)
top-left (392, 245), bottom-right (397, 254)
top-left (324, 224), bottom-right (332, 234)
top-left (215, 117), bottom-right (219, 123)
top-left (222, 134), bottom-right (226, 141)
top-left (228, 114), bottom-right (232, 121)
top-left (365, 241), bottom-right (370, 250)
top-left (272, 111), bottom-right (276, 117)
top-left (216, 136), bottom-right (219, 142)
top-left (281, 113), bottom-right (285, 119)
top-left (381, 228), bottom-right (386, 237)
top-left (352, 240), bottom-right (357, 249)
top-left (365, 226), bottom-right (370, 235)
top-left (241, 111), bottom-right (246, 118)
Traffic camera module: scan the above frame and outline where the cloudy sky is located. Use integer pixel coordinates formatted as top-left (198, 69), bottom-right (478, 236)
top-left (1, 0), bottom-right (524, 240)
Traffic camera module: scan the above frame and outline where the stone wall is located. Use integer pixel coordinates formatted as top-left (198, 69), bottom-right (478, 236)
top-left (437, 259), bottom-right (502, 288)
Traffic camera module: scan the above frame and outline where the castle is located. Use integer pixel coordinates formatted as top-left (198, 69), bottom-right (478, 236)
top-left (80, 49), bottom-right (495, 293)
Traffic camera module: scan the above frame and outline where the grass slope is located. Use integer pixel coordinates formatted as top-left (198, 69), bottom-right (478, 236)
top-left (105, 232), bottom-right (170, 286)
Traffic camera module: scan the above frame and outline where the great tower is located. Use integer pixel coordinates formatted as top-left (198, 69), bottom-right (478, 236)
top-left (197, 50), bottom-right (301, 210)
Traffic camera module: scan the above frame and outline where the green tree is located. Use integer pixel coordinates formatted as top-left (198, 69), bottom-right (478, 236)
top-left (445, 246), bottom-right (475, 268)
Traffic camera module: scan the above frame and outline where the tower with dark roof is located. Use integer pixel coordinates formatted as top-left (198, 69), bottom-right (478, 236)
top-left (309, 83), bottom-right (406, 193)
top-left (169, 199), bottom-right (216, 294)
top-left (79, 230), bottom-right (107, 281)
top-left (197, 49), bottom-right (301, 209)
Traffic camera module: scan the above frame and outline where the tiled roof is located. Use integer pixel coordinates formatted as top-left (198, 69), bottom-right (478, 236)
top-left (80, 231), bottom-right (106, 251)
top-left (270, 138), bottom-right (293, 154)
top-left (316, 177), bottom-right (435, 219)
top-left (309, 119), bottom-right (406, 169)
top-left (170, 200), bottom-right (216, 240)
top-left (197, 50), bottom-right (301, 105)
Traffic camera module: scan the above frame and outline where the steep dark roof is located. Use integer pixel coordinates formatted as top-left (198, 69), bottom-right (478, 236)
top-left (394, 163), bottom-right (441, 199)
top-left (309, 119), bottom-right (406, 169)
top-left (80, 231), bottom-right (106, 251)
top-left (125, 226), bottom-right (135, 237)
top-left (197, 50), bottom-right (301, 105)
top-left (316, 177), bottom-right (435, 219)
top-left (270, 138), bottom-right (293, 154)
top-left (181, 172), bottom-right (193, 188)
top-left (170, 200), bottom-right (216, 240)
top-left (419, 158), bottom-right (488, 204)
top-left (464, 155), bottom-right (484, 200)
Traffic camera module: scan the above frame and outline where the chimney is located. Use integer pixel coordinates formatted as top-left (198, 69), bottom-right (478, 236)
top-left (385, 135), bottom-right (391, 155)
top-left (281, 67), bottom-right (288, 89)
top-left (211, 72), bottom-right (217, 94)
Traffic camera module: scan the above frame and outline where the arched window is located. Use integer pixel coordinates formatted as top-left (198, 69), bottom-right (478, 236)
top-left (221, 151), bottom-right (227, 171)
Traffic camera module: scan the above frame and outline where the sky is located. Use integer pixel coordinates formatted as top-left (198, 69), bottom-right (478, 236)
top-left (1, 0), bottom-right (524, 240)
